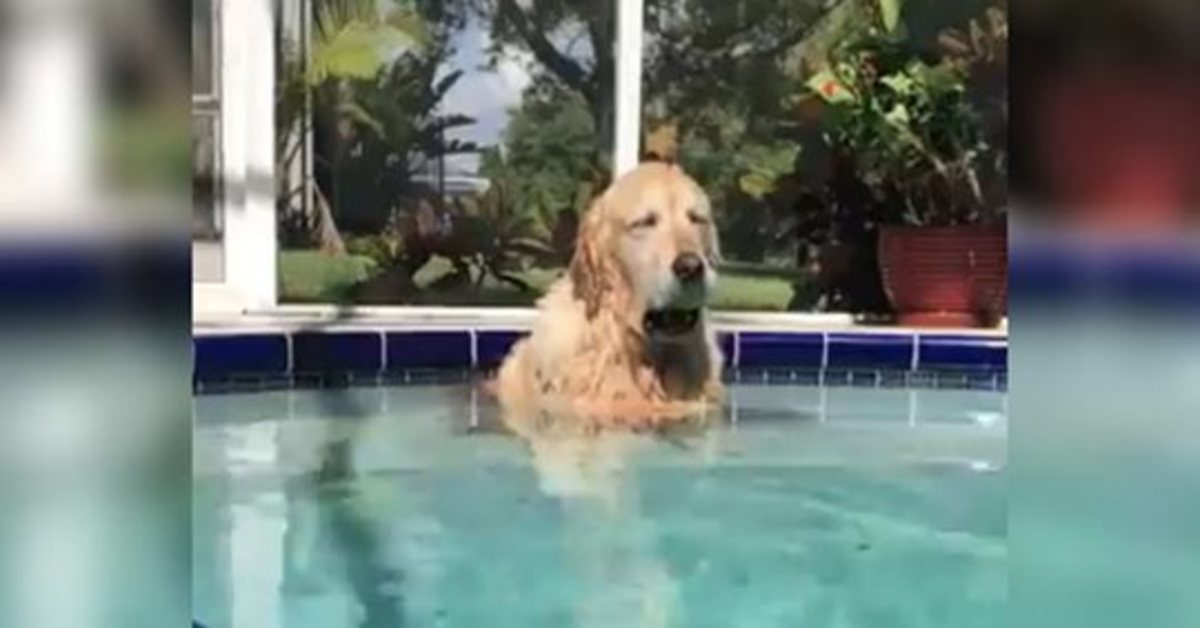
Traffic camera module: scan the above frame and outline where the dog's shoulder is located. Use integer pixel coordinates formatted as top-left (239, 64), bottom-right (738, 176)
top-left (513, 279), bottom-right (585, 371)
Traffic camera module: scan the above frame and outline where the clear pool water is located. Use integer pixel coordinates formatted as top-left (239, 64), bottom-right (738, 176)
top-left (193, 382), bottom-right (1006, 628)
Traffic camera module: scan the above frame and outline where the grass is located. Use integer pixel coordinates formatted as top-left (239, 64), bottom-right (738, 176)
top-left (711, 269), bottom-right (798, 311)
top-left (279, 251), bottom-right (377, 302)
top-left (280, 249), bottom-right (805, 311)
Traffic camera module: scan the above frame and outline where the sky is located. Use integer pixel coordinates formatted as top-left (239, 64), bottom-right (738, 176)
top-left (436, 16), bottom-right (531, 175)
top-left (432, 12), bottom-right (596, 175)
top-left (368, 1), bottom-right (599, 176)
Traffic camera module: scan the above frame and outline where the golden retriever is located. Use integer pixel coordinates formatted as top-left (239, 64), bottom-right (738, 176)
top-left (495, 162), bottom-right (723, 428)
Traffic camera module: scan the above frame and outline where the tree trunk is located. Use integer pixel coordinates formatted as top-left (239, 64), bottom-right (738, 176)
top-left (589, 8), bottom-right (616, 166)
top-left (315, 185), bottom-right (347, 255)
top-left (497, 0), bottom-right (616, 169)
top-left (592, 86), bottom-right (616, 165)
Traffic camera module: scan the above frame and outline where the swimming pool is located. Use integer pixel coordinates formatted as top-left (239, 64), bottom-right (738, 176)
top-left (193, 380), bottom-right (1005, 628)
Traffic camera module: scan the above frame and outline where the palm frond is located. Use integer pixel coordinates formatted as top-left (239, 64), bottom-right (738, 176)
top-left (309, 0), bottom-right (427, 85)
top-left (336, 100), bottom-right (385, 137)
top-left (432, 70), bottom-right (464, 100)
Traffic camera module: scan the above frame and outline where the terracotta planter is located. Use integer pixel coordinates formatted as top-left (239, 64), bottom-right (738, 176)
top-left (878, 225), bottom-right (1007, 327)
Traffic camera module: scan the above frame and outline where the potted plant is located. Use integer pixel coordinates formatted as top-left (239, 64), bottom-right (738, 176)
top-left (806, 2), bottom-right (1007, 327)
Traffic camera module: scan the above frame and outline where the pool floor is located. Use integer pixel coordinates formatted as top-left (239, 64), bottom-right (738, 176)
top-left (193, 383), bottom-right (1006, 628)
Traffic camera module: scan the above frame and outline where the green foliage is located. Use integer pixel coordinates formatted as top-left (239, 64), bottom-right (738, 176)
top-left (456, 175), bottom-right (557, 286)
top-left (345, 62), bottom-right (477, 161)
top-left (277, 0), bottom-right (1006, 308)
top-left (278, 0), bottom-right (480, 245)
top-left (462, 0), bottom-right (886, 266)
top-left (641, 0), bottom-right (867, 263)
top-left (278, 0), bottom-right (472, 246)
top-left (279, 249), bottom-right (803, 309)
top-left (937, 4), bottom-right (1007, 68)
top-left (877, 0), bottom-right (904, 34)
top-left (479, 80), bottom-right (601, 250)
top-left (310, 0), bottom-right (428, 84)
top-left (331, 58), bottom-right (480, 234)
top-left (807, 15), bottom-right (1004, 226)
top-left (345, 233), bottom-right (403, 268)
top-left (736, 144), bottom-right (803, 200)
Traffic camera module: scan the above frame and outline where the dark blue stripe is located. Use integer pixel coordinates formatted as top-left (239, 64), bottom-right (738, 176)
top-left (918, 335), bottom-right (1007, 370)
top-left (475, 330), bottom-right (525, 369)
top-left (194, 334), bottom-right (288, 380)
top-left (293, 332), bottom-right (382, 373)
top-left (193, 330), bottom-right (1009, 377)
top-left (386, 331), bottom-right (472, 369)
top-left (1012, 242), bottom-right (1200, 309)
top-left (827, 333), bottom-right (915, 369)
top-left (737, 332), bottom-right (825, 368)
top-left (0, 243), bottom-right (189, 319)
top-left (717, 332), bottom-right (736, 366)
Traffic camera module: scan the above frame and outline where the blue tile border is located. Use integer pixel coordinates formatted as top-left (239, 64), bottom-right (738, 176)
top-left (827, 333), bottom-right (914, 370)
top-left (194, 334), bottom-right (289, 381)
top-left (293, 331), bottom-right (383, 374)
top-left (737, 332), bottom-right (825, 368)
top-left (917, 335), bottom-right (1007, 371)
top-left (475, 330), bottom-right (525, 369)
top-left (193, 328), bottom-right (1007, 385)
top-left (1011, 240), bottom-right (1200, 309)
top-left (386, 331), bottom-right (472, 370)
top-left (717, 332), bottom-right (736, 366)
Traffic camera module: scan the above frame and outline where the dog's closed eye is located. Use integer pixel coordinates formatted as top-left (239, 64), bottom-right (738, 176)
top-left (629, 213), bottom-right (659, 230)
top-left (687, 210), bottom-right (710, 226)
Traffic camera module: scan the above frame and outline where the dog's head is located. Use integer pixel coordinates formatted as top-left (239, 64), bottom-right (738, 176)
top-left (569, 162), bottom-right (720, 338)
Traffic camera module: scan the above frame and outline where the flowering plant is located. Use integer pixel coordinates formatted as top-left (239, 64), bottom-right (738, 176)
top-left (806, 3), bottom-right (1006, 226)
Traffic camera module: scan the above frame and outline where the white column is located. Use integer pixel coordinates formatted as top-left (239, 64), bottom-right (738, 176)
top-left (221, 0), bottom-right (279, 309)
top-left (613, 0), bottom-right (645, 177)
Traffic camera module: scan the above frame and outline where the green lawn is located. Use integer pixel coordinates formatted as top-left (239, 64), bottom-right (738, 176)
top-left (279, 251), bottom-right (377, 303)
top-left (279, 250), bottom-right (805, 311)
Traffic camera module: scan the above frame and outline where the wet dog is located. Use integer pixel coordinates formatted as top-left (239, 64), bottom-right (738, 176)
top-left (495, 163), bottom-right (723, 428)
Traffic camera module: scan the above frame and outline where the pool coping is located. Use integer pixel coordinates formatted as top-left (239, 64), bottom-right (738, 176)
top-left (195, 305), bottom-right (1008, 336)
top-left (193, 310), bottom-right (1007, 387)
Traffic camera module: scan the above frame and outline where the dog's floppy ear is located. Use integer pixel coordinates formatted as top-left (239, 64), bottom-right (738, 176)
top-left (569, 197), bottom-right (612, 319)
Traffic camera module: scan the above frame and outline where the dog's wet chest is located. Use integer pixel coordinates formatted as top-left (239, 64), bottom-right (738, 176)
top-left (641, 341), bottom-right (711, 397)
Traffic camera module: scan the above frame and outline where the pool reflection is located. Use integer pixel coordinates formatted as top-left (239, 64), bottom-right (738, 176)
top-left (502, 405), bottom-right (723, 628)
top-left (193, 383), bottom-right (1005, 627)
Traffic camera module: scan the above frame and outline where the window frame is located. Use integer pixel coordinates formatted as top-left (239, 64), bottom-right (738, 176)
top-left (193, 0), bottom-right (223, 241)
top-left (193, 0), bottom-right (277, 309)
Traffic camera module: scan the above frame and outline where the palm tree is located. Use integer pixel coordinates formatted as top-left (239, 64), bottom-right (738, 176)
top-left (277, 0), bottom-right (428, 253)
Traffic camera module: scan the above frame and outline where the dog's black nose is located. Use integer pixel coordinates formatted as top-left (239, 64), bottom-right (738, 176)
top-left (672, 253), bottom-right (705, 282)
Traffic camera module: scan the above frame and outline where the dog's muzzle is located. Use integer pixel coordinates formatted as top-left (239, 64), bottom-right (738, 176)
top-left (672, 253), bottom-right (705, 284)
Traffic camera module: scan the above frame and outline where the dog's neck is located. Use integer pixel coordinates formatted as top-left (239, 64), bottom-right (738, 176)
top-left (602, 308), bottom-right (709, 399)
top-left (577, 285), bottom-right (713, 400)
top-left (644, 325), bottom-right (711, 395)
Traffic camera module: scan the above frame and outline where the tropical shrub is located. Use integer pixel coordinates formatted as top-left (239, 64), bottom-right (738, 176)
top-left (805, 0), bottom-right (1006, 226)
